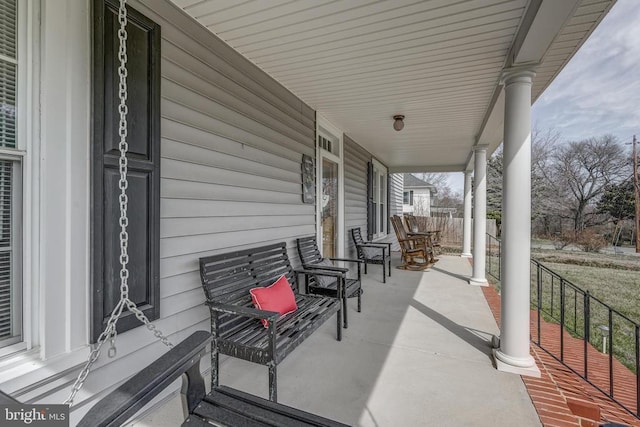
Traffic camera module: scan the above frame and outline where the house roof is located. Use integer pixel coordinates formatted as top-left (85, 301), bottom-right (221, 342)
top-left (172, 0), bottom-right (615, 173)
top-left (403, 174), bottom-right (436, 190)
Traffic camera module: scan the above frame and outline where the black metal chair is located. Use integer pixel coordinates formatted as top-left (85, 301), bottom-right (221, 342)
top-left (350, 228), bottom-right (391, 283)
top-left (296, 236), bottom-right (363, 328)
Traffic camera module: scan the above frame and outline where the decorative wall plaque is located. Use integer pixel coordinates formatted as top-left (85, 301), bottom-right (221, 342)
top-left (301, 154), bottom-right (315, 204)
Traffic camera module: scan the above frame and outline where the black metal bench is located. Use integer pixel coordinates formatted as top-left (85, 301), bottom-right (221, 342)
top-left (0, 331), bottom-right (347, 426)
top-left (296, 235), bottom-right (363, 328)
top-left (199, 242), bottom-right (343, 402)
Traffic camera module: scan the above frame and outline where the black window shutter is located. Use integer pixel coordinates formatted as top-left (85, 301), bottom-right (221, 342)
top-left (366, 161), bottom-right (374, 240)
top-left (91, 0), bottom-right (161, 342)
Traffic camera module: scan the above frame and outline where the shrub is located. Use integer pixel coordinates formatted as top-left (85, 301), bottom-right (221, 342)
top-left (575, 230), bottom-right (607, 253)
top-left (552, 232), bottom-right (575, 250)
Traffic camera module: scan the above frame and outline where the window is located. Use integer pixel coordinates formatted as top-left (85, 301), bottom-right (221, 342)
top-left (403, 190), bottom-right (414, 205)
top-left (318, 134), bottom-right (333, 154)
top-left (0, 0), bottom-right (22, 349)
top-left (368, 159), bottom-right (387, 239)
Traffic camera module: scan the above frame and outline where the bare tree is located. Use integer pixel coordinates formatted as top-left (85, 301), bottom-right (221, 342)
top-left (551, 135), bottom-right (627, 232)
top-left (486, 127), bottom-right (560, 235)
top-left (531, 127), bottom-right (562, 235)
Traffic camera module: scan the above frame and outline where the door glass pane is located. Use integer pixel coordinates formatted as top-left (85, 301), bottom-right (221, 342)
top-left (321, 158), bottom-right (338, 257)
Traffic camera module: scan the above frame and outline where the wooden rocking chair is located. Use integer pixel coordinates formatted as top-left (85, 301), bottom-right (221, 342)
top-left (390, 216), bottom-right (432, 270)
top-left (404, 214), bottom-right (441, 255)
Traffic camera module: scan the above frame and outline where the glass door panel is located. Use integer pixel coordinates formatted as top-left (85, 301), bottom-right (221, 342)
top-left (321, 158), bottom-right (338, 257)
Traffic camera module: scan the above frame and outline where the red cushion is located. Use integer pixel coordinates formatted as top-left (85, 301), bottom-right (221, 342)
top-left (250, 275), bottom-right (298, 328)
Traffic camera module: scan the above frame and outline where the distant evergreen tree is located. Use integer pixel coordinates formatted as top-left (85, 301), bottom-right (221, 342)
top-left (597, 180), bottom-right (635, 223)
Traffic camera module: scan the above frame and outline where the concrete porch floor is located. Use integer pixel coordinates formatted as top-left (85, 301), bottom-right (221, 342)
top-left (133, 255), bottom-right (540, 426)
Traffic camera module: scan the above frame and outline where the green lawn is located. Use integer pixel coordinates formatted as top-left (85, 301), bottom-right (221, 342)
top-left (538, 262), bottom-right (640, 323)
top-left (485, 247), bottom-right (640, 373)
top-left (530, 258), bottom-right (640, 373)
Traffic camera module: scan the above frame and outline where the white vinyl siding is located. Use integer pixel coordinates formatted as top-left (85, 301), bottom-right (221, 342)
top-left (41, 0), bottom-right (317, 416)
top-left (378, 173), bottom-right (404, 250)
top-left (343, 135), bottom-right (368, 259)
top-left (140, 0), bottom-right (316, 329)
top-left (389, 173), bottom-right (404, 218)
top-left (0, 0), bottom-right (20, 349)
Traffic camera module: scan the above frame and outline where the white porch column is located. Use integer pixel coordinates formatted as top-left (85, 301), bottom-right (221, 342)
top-left (469, 147), bottom-right (488, 286)
top-left (461, 171), bottom-right (473, 257)
top-left (493, 69), bottom-right (540, 377)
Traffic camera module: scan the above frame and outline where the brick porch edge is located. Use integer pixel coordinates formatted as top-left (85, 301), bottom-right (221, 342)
top-left (481, 284), bottom-right (640, 427)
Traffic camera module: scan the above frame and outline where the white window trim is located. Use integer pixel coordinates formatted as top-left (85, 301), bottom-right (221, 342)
top-left (315, 113), bottom-right (344, 258)
top-left (18, 0), bottom-right (39, 356)
top-left (0, 0), bottom-right (33, 356)
top-left (1, 0), bottom-right (94, 385)
top-left (371, 159), bottom-right (388, 239)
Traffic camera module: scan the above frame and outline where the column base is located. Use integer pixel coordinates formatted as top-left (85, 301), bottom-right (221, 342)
top-left (460, 253), bottom-right (472, 258)
top-left (468, 277), bottom-right (488, 286)
top-left (493, 349), bottom-right (540, 378)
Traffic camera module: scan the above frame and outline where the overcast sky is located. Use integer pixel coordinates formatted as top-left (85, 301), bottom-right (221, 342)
top-left (445, 0), bottom-right (638, 194)
top-left (532, 0), bottom-right (639, 144)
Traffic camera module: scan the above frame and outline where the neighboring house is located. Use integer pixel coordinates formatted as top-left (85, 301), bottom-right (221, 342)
top-left (402, 174), bottom-right (437, 216)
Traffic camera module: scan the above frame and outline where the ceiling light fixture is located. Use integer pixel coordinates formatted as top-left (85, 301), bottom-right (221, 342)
top-left (393, 115), bottom-right (405, 131)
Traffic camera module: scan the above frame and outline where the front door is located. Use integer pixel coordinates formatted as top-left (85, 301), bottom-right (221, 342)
top-left (320, 156), bottom-right (339, 257)
top-left (316, 116), bottom-right (342, 258)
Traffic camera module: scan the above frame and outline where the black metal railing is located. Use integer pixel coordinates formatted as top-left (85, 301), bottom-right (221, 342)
top-left (486, 233), bottom-right (501, 285)
top-left (486, 234), bottom-right (639, 419)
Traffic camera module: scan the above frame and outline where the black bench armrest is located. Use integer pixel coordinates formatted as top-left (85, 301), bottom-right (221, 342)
top-left (356, 243), bottom-right (391, 249)
top-left (206, 301), bottom-right (279, 322)
top-left (77, 331), bottom-right (212, 427)
top-left (328, 257), bottom-right (364, 264)
top-left (294, 268), bottom-right (344, 278)
top-left (307, 263), bottom-right (349, 273)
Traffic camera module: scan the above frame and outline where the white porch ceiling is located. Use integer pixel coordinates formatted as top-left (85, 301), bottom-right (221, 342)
top-left (171, 0), bottom-right (614, 172)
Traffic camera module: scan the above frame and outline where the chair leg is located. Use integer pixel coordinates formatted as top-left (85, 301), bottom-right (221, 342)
top-left (336, 307), bottom-right (342, 341)
top-left (388, 257), bottom-right (392, 276)
top-left (211, 314), bottom-right (220, 389)
top-left (357, 287), bottom-right (362, 312)
top-left (268, 362), bottom-right (277, 402)
top-left (342, 290), bottom-right (348, 329)
top-left (211, 346), bottom-right (219, 388)
top-left (364, 263), bottom-right (368, 274)
top-left (382, 262), bottom-right (386, 283)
